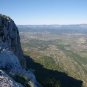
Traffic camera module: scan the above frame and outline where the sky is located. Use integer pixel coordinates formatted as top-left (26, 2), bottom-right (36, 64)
top-left (0, 0), bottom-right (87, 25)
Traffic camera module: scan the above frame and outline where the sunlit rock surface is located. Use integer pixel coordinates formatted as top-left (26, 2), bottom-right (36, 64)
top-left (0, 14), bottom-right (26, 67)
top-left (0, 70), bottom-right (24, 87)
top-left (0, 14), bottom-right (42, 87)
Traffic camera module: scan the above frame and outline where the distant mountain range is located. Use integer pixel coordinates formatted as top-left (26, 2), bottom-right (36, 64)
top-left (17, 24), bottom-right (87, 29)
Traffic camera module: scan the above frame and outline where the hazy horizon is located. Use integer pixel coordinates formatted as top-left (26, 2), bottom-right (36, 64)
top-left (17, 23), bottom-right (87, 26)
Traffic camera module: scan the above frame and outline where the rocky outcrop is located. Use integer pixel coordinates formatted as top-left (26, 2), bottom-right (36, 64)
top-left (0, 49), bottom-right (42, 87)
top-left (0, 14), bottom-right (26, 67)
top-left (0, 70), bottom-right (24, 87)
top-left (0, 14), bottom-right (42, 87)
top-left (0, 49), bottom-right (21, 69)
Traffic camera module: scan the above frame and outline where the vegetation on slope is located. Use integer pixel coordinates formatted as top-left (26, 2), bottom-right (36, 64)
top-left (19, 28), bottom-right (87, 87)
top-left (25, 55), bottom-right (83, 87)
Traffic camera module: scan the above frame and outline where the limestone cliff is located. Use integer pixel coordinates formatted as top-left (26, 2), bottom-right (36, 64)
top-left (0, 14), bottom-right (42, 87)
top-left (0, 49), bottom-right (42, 87)
top-left (0, 14), bottom-right (26, 67)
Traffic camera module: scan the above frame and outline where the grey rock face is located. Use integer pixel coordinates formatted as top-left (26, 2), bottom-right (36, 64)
top-left (0, 70), bottom-right (24, 87)
top-left (0, 49), bottom-right (21, 69)
top-left (0, 14), bottom-right (26, 67)
top-left (0, 49), bottom-right (41, 87)
top-left (0, 14), bottom-right (42, 87)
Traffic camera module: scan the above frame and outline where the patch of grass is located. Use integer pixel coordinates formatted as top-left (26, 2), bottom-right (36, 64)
top-left (36, 56), bottom-right (60, 70)
top-left (57, 44), bottom-right (65, 50)
top-left (11, 75), bottom-right (30, 87)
